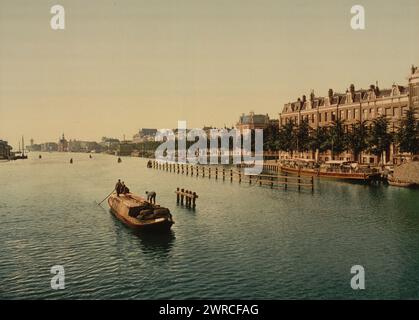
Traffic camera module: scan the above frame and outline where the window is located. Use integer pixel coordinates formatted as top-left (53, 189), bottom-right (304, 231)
top-left (325, 112), bottom-right (328, 122)
top-left (363, 109), bottom-right (368, 120)
top-left (319, 113), bottom-right (322, 122)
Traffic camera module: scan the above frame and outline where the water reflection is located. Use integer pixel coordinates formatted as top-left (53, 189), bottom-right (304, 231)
top-left (132, 229), bottom-right (176, 256)
top-left (3, 152), bottom-right (419, 299)
top-left (108, 209), bottom-right (175, 257)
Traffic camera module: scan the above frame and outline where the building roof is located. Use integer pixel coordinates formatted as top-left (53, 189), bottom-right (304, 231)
top-left (282, 83), bottom-right (408, 114)
top-left (238, 113), bottom-right (269, 125)
top-left (139, 128), bottom-right (157, 135)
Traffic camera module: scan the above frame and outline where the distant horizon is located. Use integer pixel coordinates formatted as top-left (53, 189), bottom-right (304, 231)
top-left (5, 63), bottom-right (416, 150)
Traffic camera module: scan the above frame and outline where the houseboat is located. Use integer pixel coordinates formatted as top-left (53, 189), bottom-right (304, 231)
top-left (280, 159), bottom-right (381, 181)
top-left (387, 177), bottom-right (414, 188)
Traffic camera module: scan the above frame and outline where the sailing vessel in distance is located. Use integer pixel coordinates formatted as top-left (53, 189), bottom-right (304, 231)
top-left (10, 136), bottom-right (28, 160)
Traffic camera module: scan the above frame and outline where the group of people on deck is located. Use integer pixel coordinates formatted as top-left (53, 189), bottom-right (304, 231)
top-left (114, 179), bottom-right (156, 204)
top-left (115, 179), bottom-right (130, 196)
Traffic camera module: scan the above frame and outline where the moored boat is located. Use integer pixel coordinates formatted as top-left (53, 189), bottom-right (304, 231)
top-left (280, 159), bottom-right (381, 181)
top-left (10, 136), bottom-right (28, 160)
top-left (9, 151), bottom-right (28, 160)
top-left (387, 175), bottom-right (415, 188)
top-left (108, 193), bottom-right (174, 231)
top-left (388, 180), bottom-right (414, 187)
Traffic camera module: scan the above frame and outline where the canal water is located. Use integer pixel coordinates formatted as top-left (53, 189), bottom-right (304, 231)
top-left (0, 152), bottom-right (418, 299)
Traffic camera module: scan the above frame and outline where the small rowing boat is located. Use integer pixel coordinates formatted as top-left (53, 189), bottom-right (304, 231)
top-left (387, 176), bottom-right (414, 188)
top-left (108, 193), bottom-right (174, 231)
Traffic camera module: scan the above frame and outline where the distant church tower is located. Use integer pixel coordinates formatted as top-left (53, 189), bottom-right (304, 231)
top-left (58, 133), bottom-right (68, 152)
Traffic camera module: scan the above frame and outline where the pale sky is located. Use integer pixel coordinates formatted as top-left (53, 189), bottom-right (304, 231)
top-left (1, 0), bottom-right (419, 148)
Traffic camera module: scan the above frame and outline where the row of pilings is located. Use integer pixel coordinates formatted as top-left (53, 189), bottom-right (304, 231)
top-left (149, 160), bottom-right (314, 192)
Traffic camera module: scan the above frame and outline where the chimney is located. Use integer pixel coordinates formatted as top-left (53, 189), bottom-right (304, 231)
top-left (328, 89), bottom-right (334, 100)
top-left (310, 90), bottom-right (315, 101)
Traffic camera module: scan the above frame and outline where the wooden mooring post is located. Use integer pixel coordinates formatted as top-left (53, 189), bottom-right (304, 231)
top-left (149, 161), bottom-right (314, 192)
top-left (180, 188), bottom-right (185, 205)
top-left (311, 176), bottom-right (314, 192)
top-left (175, 187), bottom-right (199, 209)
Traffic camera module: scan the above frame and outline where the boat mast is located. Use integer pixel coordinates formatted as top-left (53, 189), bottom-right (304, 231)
top-left (22, 136), bottom-right (25, 156)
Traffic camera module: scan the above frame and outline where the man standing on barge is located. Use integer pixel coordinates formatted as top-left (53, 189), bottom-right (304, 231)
top-left (146, 191), bottom-right (156, 204)
top-left (115, 179), bottom-right (122, 196)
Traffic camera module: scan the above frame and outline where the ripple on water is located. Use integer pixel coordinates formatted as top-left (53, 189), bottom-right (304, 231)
top-left (1, 153), bottom-right (419, 299)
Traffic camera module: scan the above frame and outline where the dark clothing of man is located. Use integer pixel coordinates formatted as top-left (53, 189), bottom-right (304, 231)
top-left (120, 183), bottom-right (129, 195)
top-left (115, 181), bottom-right (122, 196)
top-left (147, 191), bottom-right (156, 204)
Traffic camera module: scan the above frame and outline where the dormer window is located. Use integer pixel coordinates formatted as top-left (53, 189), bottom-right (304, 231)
top-left (325, 97), bottom-right (330, 107)
top-left (346, 92), bottom-right (353, 104)
top-left (367, 91), bottom-right (376, 100)
top-left (391, 85), bottom-right (400, 96)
